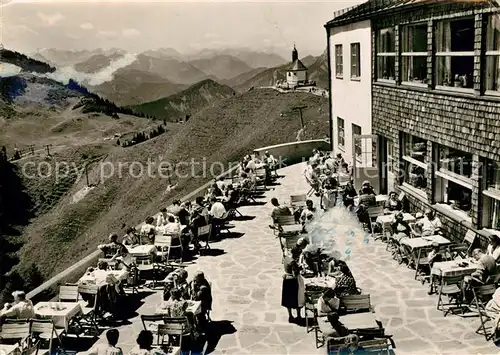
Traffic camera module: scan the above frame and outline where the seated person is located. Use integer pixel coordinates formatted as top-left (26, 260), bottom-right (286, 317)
top-left (487, 235), bottom-right (500, 262)
top-left (0, 291), bottom-right (35, 319)
top-left (358, 181), bottom-right (375, 196)
top-left (321, 177), bottom-right (339, 210)
top-left (416, 209), bottom-right (443, 236)
top-left (129, 330), bottom-right (166, 355)
top-left (342, 181), bottom-right (357, 210)
top-left (300, 199), bottom-right (316, 230)
top-left (156, 208), bottom-right (173, 227)
top-left (383, 191), bottom-right (402, 213)
top-left (169, 200), bottom-right (191, 226)
top-left (160, 215), bottom-right (181, 235)
top-left (123, 227), bottom-right (139, 246)
top-left (207, 183), bottom-right (223, 199)
top-left (264, 151), bottom-right (277, 169)
top-left (319, 313), bottom-right (349, 342)
top-left (332, 261), bottom-right (359, 297)
top-left (141, 217), bottom-right (156, 240)
top-left (240, 173), bottom-right (253, 190)
top-left (427, 242), bottom-right (444, 295)
top-left (355, 204), bottom-right (371, 232)
top-left (270, 197), bottom-right (292, 226)
top-left (223, 184), bottom-right (240, 209)
top-left (163, 268), bottom-right (190, 301)
top-left (358, 187), bottom-right (376, 207)
top-left (470, 248), bottom-right (497, 285)
top-left (98, 233), bottom-right (128, 258)
top-left (191, 271), bottom-right (212, 327)
top-left (189, 210), bottom-right (206, 253)
top-left (390, 212), bottom-right (411, 239)
top-left (317, 288), bottom-right (340, 315)
top-left (485, 286), bottom-right (500, 329)
top-left (83, 329), bottom-right (123, 355)
top-left (160, 289), bottom-right (189, 317)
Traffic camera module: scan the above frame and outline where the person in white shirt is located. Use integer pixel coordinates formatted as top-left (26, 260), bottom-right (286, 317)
top-left (156, 208), bottom-right (176, 227)
top-left (209, 197), bottom-right (226, 219)
top-left (163, 215), bottom-right (181, 235)
top-left (245, 157), bottom-right (256, 172)
top-left (264, 151), bottom-right (277, 166)
top-left (0, 291), bottom-right (35, 319)
top-left (487, 235), bottom-right (500, 262)
top-left (83, 329), bottom-right (123, 355)
top-left (418, 209), bottom-right (443, 236)
top-left (141, 217), bottom-right (156, 236)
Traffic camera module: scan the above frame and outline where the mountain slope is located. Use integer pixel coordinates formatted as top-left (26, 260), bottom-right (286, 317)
top-left (74, 53), bottom-right (125, 73)
top-left (220, 67), bottom-right (268, 88)
top-left (14, 88), bottom-right (329, 278)
top-left (189, 48), bottom-right (287, 68)
top-left (1, 49), bottom-right (56, 73)
top-left (91, 68), bottom-right (188, 106)
top-left (189, 55), bottom-right (253, 80)
top-left (124, 54), bottom-right (208, 85)
top-left (132, 79), bottom-right (235, 121)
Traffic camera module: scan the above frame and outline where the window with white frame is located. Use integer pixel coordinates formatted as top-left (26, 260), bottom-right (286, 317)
top-left (401, 23), bottom-right (428, 84)
top-left (387, 139), bottom-right (396, 174)
top-left (435, 17), bottom-right (475, 90)
top-left (435, 145), bottom-right (473, 215)
top-left (484, 161), bottom-right (500, 230)
top-left (351, 43), bottom-right (361, 78)
top-left (337, 117), bottom-right (345, 149)
top-left (402, 133), bottom-right (427, 192)
top-left (485, 15), bottom-right (500, 93)
top-left (376, 28), bottom-right (395, 81)
top-left (335, 44), bottom-right (343, 78)
top-left (352, 124), bottom-right (362, 161)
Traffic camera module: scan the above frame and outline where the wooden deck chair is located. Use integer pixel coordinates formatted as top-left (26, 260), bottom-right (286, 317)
top-left (473, 284), bottom-right (499, 340)
top-left (393, 238), bottom-right (411, 265)
top-left (58, 285), bottom-right (79, 302)
top-left (275, 215), bottom-right (301, 252)
top-left (366, 205), bottom-right (385, 240)
top-left (30, 319), bottom-right (66, 355)
top-left (157, 318), bottom-right (191, 350)
top-left (198, 225), bottom-right (212, 253)
top-left (414, 246), bottom-right (432, 281)
top-left (255, 168), bottom-right (267, 189)
top-left (436, 274), bottom-right (465, 316)
top-left (358, 338), bottom-right (391, 355)
top-left (140, 314), bottom-right (166, 345)
top-left (462, 230), bottom-right (477, 256)
top-left (304, 174), bottom-right (317, 197)
top-left (398, 191), bottom-right (406, 202)
top-left (283, 234), bottom-right (301, 257)
top-left (0, 319), bottom-right (31, 346)
top-left (339, 294), bottom-right (372, 314)
top-left (290, 194), bottom-right (307, 209)
top-left (155, 233), bottom-right (183, 264)
top-left (304, 290), bottom-right (323, 334)
top-left (77, 284), bottom-right (100, 335)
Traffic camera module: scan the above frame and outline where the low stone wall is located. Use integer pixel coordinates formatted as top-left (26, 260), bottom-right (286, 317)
top-left (398, 185), bottom-right (488, 251)
top-left (254, 139), bottom-right (331, 166)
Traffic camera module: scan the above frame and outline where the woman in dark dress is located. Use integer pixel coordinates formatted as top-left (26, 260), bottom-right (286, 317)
top-left (281, 247), bottom-right (305, 323)
top-left (332, 261), bottom-right (359, 297)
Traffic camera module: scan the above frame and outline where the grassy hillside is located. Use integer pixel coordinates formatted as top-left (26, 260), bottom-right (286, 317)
top-left (14, 88), bottom-right (329, 278)
top-left (132, 79), bottom-right (236, 121)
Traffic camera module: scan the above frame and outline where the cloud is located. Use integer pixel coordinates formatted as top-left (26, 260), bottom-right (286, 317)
top-left (36, 12), bottom-right (65, 26)
top-left (5, 24), bottom-right (38, 37)
top-left (122, 28), bottom-right (140, 38)
top-left (97, 30), bottom-right (118, 39)
top-left (67, 33), bottom-right (82, 39)
top-left (80, 22), bottom-right (94, 30)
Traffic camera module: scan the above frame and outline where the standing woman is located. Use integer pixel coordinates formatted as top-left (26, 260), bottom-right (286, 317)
top-left (281, 247), bottom-right (305, 323)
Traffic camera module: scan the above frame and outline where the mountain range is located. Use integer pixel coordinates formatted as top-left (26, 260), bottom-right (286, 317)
top-left (25, 47), bottom-right (327, 106)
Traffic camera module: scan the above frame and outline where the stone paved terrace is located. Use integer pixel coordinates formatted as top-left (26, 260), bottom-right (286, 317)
top-left (85, 162), bottom-right (500, 355)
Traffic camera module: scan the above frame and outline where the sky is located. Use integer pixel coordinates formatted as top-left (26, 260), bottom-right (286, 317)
top-left (1, 0), bottom-right (364, 58)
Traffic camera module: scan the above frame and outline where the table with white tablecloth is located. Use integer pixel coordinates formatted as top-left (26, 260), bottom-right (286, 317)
top-left (401, 235), bottom-right (451, 250)
top-left (376, 213), bottom-right (415, 225)
top-left (128, 245), bottom-right (157, 257)
top-left (78, 269), bottom-right (129, 287)
top-left (431, 260), bottom-right (478, 277)
top-left (354, 194), bottom-right (388, 207)
top-left (155, 300), bottom-right (202, 316)
top-left (34, 302), bottom-right (82, 331)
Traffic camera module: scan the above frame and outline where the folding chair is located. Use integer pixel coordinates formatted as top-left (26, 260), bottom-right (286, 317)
top-left (366, 205), bottom-right (385, 239)
top-left (58, 284), bottom-right (79, 302)
top-left (304, 290), bottom-right (323, 334)
top-left (77, 284), bottom-right (100, 335)
top-left (472, 284), bottom-right (498, 340)
top-left (275, 215), bottom-right (301, 254)
top-left (198, 225), bottom-right (212, 253)
top-left (436, 274), bottom-right (465, 316)
top-left (155, 233), bottom-right (183, 264)
top-left (30, 319), bottom-right (67, 355)
top-left (462, 230), bottom-right (477, 255)
top-left (446, 243), bottom-right (469, 260)
top-left (339, 294), bottom-right (372, 314)
top-left (415, 247), bottom-right (432, 280)
top-left (141, 314), bottom-right (166, 345)
top-left (358, 338), bottom-right (392, 355)
top-left (255, 168), bottom-right (267, 189)
top-left (0, 319), bottom-right (31, 346)
top-left (393, 239), bottom-right (411, 265)
top-left (157, 317), bottom-right (191, 351)
top-left (304, 174), bottom-right (317, 197)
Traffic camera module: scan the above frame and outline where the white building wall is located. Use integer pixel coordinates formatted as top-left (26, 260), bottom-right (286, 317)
top-left (287, 70), bottom-right (307, 86)
top-left (328, 19), bottom-right (372, 166)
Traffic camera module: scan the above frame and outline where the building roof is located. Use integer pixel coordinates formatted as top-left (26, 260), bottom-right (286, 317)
top-left (324, 0), bottom-right (490, 27)
top-left (288, 59), bottom-right (307, 71)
